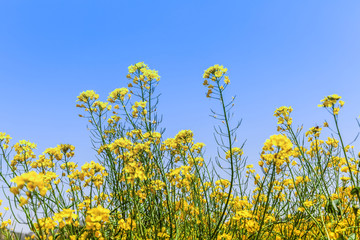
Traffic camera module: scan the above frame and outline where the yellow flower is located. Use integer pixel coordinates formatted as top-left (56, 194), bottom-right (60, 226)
top-left (225, 147), bottom-right (243, 159)
top-left (215, 179), bottom-right (230, 188)
top-left (217, 233), bottom-right (232, 240)
top-left (85, 205), bottom-right (110, 230)
top-left (261, 134), bottom-right (293, 167)
top-left (203, 64), bottom-right (228, 97)
top-left (274, 106), bottom-right (293, 127)
top-left (310, 126), bottom-right (322, 135)
top-left (11, 176), bottom-right (25, 189)
top-left (95, 231), bottom-right (102, 238)
top-left (340, 176), bottom-right (350, 181)
top-left (10, 187), bottom-right (20, 195)
top-left (76, 90), bottom-right (99, 103)
top-left (1, 219), bottom-right (11, 229)
top-left (0, 132), bottom-right (12, 145)
top-left (19, 196), bottom-right (28, 207)
top-left (303, 200), bottom-right (313, 208)
top-left (318, 94), bottom-right (342, 108)
top-left (128, 62), bottom-right (160, 81)
top-left (203, 64), bottom-right (228, 79)
top-left (108, 88), bottom-right (129, 102)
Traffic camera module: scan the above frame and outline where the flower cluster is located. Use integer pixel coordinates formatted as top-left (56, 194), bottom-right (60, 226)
top-left (274, 106), bottom-right (293, 132)
top-left (225, 147), bottom-right (243, 160)
top-left (318, 94), bottom-right (345, 115)
top-left (128, 62), bottom-right (160, 81)
top-left (1, 63), bottom-right (359, 240)
top-left (10, 171), bottom-right (57, 196)
top-left (76, 90), bottom-right (99, 103)
top-left (131, 101), bottom-right (147, 118)
top-left (12, 140), bottom-right (37, 168)
top-left (126, 62), bottom-right (160, 94)
top-left (0, 132), bottom-right (11, 149)
top-left (202, 64), bottom-right (230, 97)
top-left (260, 134), bottom-right (294, 172)
top-left (85, 205), bottom-right (110, 231)
top-left (107, 88), bottom-right (130, 103)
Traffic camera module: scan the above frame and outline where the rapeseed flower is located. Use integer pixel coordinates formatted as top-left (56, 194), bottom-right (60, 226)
top-left (77, 90), bottom-right (99, 103)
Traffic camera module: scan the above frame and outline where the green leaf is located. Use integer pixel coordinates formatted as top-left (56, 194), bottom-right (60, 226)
top-left (325, 198), bottom-right (342, 216)
top-left (347, 233), bottom-right (356, 240)
top-left (351, 187), bottom-right (360, 196)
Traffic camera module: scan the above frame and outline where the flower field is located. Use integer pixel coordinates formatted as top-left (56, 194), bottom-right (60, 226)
top-left (0, 62), bottom-right (359, 239)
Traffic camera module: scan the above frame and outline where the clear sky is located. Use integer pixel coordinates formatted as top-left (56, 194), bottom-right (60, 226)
top-left (1, 0), bottom-right (360, 232)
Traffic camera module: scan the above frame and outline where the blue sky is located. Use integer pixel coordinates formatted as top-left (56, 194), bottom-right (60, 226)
top-left (1, 0), bottom-right (360, 232)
